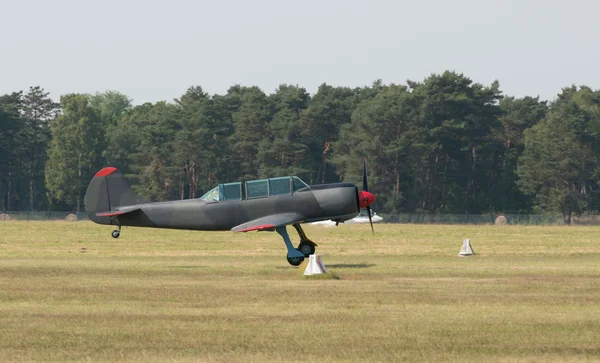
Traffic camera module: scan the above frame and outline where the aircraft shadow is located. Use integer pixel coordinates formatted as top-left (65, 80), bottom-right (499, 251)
top-left (327, 263), bottom-right (376, 269)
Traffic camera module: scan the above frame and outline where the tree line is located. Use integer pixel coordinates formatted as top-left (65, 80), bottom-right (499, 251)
top-left (1, 71), bottom-right (600, 223)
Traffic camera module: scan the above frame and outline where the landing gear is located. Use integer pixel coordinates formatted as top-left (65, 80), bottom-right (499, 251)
top-left (276, 226), bottom-right (306, 266)
top-left (277, 224), bottom-right (319, 266)
top-left (293, 224), bottom-right (318, 257)
top-left (297, 241), bottom-right (315, 256)
top-left (286, 256), bottom-right (305, 266)
top-left (110, 217), bottom-right (121, 239)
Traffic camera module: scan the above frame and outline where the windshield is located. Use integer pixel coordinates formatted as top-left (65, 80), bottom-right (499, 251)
top-left (292, 177), bottom-right (309, 191)
top-left (199, 187), bottom-right (219, 202)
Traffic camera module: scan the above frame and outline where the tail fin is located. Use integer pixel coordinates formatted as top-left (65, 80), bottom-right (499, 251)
top-left (85, 167), bottom-right (146, 220)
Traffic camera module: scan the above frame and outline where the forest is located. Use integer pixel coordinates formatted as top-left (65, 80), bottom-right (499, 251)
top-left (2, 71), bottom-right (600, 223)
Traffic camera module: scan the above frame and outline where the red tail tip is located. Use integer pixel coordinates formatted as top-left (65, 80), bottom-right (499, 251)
top-left (94, 167), bottom-right (118, 177)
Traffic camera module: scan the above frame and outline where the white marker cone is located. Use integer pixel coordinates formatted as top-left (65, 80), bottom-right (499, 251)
top-left (304, 254), bottom-right (328, 275)
top-left (459, 238), bottom-right (474, 256)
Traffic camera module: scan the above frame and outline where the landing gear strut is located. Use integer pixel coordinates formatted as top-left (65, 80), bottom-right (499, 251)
top-left (293, 224), bottom-right (317, 257)
top-left (276, 226), bottom-right (305, 266)
top-left (110, 216), bottom-right (121, 238)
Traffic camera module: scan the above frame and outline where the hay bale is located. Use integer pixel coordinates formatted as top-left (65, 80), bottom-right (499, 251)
top-left (65, 213), bottom-right (78, 222)
top-left (571, 215), bottom-right (600, 225)
top-left (494, 215), bottom-right (507, 225)
top-left (0, 213), bottom-right (10, 221)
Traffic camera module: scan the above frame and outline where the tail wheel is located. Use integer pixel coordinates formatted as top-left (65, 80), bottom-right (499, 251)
top-left (286, 256), bottom-right (304, 266)
top-left (111, 230), bottom-right (120, 238)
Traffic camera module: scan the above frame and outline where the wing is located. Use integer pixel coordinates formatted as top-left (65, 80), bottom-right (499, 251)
top-left (232, 213), bottom-right (305, 233)
top-left (95, 206), bottom-right (141, 217)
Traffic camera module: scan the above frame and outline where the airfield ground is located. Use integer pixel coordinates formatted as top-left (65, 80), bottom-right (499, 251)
top-left (1, 221), bottom-right (599, 362)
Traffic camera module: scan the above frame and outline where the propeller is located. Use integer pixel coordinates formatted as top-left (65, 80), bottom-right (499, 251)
top-left (358, 157), bottom-right (376, 235)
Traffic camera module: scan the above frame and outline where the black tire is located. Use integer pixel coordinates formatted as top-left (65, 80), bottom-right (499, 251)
top-left (286, 256), bottom-right (304, 266)
top-left (111, 230), bottom-right (120, 238)
top-left (297, 242), bottom-right (315, 257)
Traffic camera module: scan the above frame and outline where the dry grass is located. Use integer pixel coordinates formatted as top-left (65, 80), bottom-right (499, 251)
top-left (1, 221), bottom-right (599, 362)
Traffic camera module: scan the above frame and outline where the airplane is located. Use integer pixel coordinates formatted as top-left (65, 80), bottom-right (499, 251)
top-left (85, 159), bottom-right (376, 266)
top-left (310, 209), bottom-right (383, 227)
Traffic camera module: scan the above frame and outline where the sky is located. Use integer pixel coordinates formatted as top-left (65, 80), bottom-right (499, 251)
top-left (1, 0), bottom-right (599, 104)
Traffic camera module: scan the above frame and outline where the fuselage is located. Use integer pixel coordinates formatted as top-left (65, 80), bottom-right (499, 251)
top-left (89, 183), bottom-right (361, 231)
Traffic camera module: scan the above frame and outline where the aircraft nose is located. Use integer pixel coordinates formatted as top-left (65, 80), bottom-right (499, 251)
top-left (358, 191), bottom-right (376, 208)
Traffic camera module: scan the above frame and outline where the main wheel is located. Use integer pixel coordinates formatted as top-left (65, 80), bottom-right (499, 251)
top-left (286, 255), bottom-right (305, 266)
top-left (111, 230), bottom-right (120, 238)
top-left (297, 241), bottom-right (316, 257)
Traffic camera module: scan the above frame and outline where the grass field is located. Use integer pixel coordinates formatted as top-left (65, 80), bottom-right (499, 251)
top-left (1, 221), bottom-right (599, 362)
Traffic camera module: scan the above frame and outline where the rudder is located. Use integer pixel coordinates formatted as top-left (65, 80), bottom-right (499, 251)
top-left (85, 167), bottom-right (146, 222)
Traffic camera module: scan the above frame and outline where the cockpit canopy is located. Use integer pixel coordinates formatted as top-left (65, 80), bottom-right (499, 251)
top-left (199, 176), bottom-right (309, 202)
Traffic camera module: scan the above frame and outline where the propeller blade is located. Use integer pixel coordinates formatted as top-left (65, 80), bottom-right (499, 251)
top-left (363, 157), bottom-right (368, 192)
top-left (360, 157), bottom-right (375, 235)
top-left (367, 205), bottom-right (374, 236)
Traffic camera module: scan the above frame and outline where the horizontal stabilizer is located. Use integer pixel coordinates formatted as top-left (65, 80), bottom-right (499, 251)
top-left (232, 213), bottom-right (305, 233)
top-left (95, 206), bottom-right (141, 217)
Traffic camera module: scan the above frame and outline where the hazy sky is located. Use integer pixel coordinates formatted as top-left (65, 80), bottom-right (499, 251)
top-left (2, 0), bottom-right (598, 104)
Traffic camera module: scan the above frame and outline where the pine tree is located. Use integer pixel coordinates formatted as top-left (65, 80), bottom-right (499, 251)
top-left (0, 92), bottom-right (25, 212)
top-left (21, 86), bottom-right (59, 211)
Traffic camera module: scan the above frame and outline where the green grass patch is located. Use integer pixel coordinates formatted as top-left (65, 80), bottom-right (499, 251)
top-left (1, 221), bottom-right (600, 362)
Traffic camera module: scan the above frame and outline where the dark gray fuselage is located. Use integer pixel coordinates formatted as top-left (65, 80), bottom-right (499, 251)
top-left (89, 183), bottom-right (360, 231)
